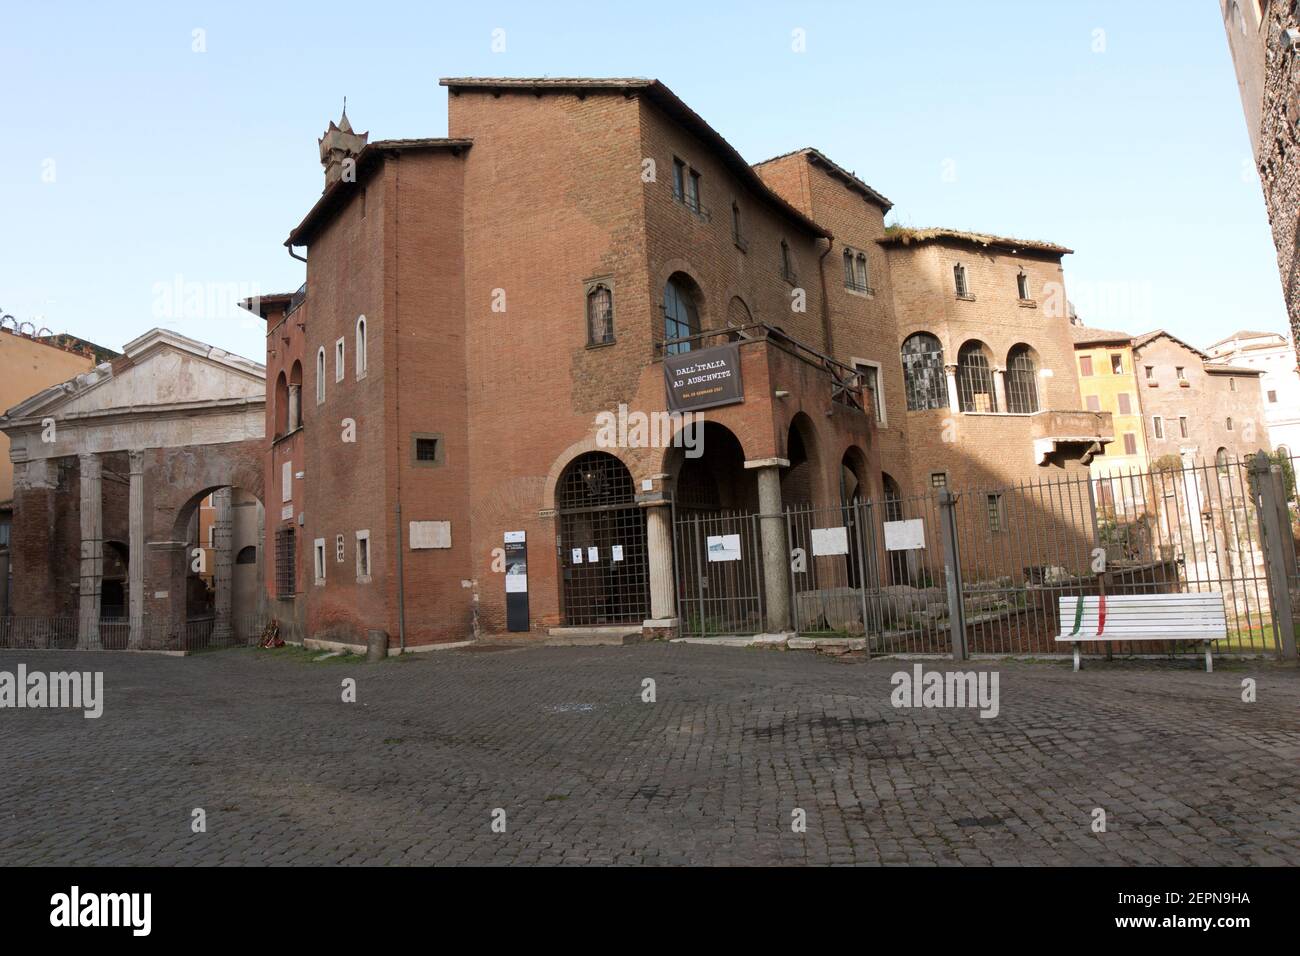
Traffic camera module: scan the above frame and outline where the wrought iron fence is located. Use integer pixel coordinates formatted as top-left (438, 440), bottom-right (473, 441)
top-left (675, 451), bottom-right (1300, 662)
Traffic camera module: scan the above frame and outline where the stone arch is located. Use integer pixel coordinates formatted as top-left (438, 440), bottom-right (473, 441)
top-left (782, 411), bottom-right (825, 508)
top-left (668, 420), bottom-right (754, 513)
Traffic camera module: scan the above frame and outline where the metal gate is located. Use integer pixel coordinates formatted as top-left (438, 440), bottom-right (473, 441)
top-left (556, 452), bottom-right (649, 626)
top-left (674, 509), bottom-right (765, 636)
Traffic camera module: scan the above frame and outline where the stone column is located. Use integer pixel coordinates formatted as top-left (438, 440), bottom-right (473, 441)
top-left (77, 453), bottom-right (103, 649)
top-left (211, 487), bottom-right (234, 643)
top-left (945, 363), bottom-right (960, 414)
top-left (747, 457), bottom-right (791, 634)
top-left (128, 450), bottom-right (145, 649)
top-left (643, 501), bottom-right (676, 632)
top-left (288, 384), bottom-right (302, 431)
top-left (992, 366), bottom-right (1007, 412)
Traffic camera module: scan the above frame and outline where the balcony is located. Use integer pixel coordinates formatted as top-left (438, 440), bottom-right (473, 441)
top-left (658, 323), bottom-right (870, 416)
top-left (1030, 409), bottom-right (1114, 465)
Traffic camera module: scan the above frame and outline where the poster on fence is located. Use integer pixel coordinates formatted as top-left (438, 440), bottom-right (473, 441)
top-left (811, 526), bottom-right (849, 556)
top-left (706, 534), bottom-right (742, 562)
top-left (884, 518), bottom-right (926, 551)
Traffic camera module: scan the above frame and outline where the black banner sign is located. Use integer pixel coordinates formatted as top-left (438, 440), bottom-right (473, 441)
top-left (663, 343), bottom-right (744, 412)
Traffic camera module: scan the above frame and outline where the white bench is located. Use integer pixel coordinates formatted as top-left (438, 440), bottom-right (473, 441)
top-left (1056, 592), bottom-right (1227, 672)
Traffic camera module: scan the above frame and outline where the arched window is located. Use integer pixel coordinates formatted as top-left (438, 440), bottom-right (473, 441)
top-left (957, 341), bottom-right (998, 413)
top-left (780, 239), bottom-right (794, 282)
top-left (1216, 447), bottom-right (1230, 475)
top-left (1005, 344), bottom-right (1040, 413)
top-left (953, 263), bottom-right (969, 297)
top-left (316, 347), bottom-right (326, 404)
top-left (288, 360), bottom-right (303, 430)
top-left (355, 315), bottom-right (367, 378)
top-left (663, 277), bottom-right (699, 355)
top-left (586, 284), bottom-right (613, 346)
top-left (274, 371), bottom-right (289, 436)
top-left (901, 332), bottom-right (948, 411)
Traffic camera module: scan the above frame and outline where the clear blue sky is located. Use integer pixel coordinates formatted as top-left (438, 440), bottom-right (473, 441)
top-left (0, 0), bottom-right (1282, 363)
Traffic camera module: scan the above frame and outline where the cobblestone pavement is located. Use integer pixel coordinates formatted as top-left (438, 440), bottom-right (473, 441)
top-left (1, 643), bottom-right (1297, 865)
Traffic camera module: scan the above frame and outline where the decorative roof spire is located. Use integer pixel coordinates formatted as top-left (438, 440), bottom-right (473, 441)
top-left (318, 100), bottom-right (368, 191)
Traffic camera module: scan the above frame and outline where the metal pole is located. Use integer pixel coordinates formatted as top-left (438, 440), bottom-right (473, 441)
top-left (939, 488), bottom-right (968, 660)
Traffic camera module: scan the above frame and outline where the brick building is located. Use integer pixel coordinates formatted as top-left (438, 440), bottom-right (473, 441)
top-left (1221, 0), bottom-right (1300, 357)
top-left (259, 78), bottom-right (1110, 648)
top-left (1131, 330), bottom-right (1270, 465)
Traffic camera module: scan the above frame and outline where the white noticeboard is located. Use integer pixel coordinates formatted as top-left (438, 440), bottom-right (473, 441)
top-left (587, 546), bottom-right (599, 563)
top-left (884, 518), bottom-right (926, 552)
top-left (706, 534), bottom-right (742, 562)
top-left (810, 526), bottom-right (849, 556)
top-left (571, 548), bottom-right (583, 564)
top-left (611, 545), bottom-right (624, 562)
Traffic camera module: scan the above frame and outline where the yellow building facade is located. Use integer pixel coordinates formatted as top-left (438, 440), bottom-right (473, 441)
top-left (1070, 325), bottom-right (1148, 504)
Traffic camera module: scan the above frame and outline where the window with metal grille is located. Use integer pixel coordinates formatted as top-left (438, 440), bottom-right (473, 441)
top-left (275, 528), bottom-right (295, 599)
top-left (1016, 271), bottom-right (1030, 300)
top-left (415, 437), bottom-right (439, 461)
top-left (586, 284), bottom-right (613, 345)
top-left (957, 342), bottom-right (998, 413)
top-left (987, 493), bottom-right (1004, 532)
top-left (930, 471), bottom-right (948, 488)
top-left (663, 277), bottom-right (699, 355)
top-left (1153, 416), bottom-right (1164, 439)
top-left (953, 263), bottom-right (969, 296)
top-left (1179, 416), bottom-right (1189, 439)
top-left (1005, 344), bottom-right (1039, 413)
top-left (901, 332), bottom-right (948, 411)
top-left (672, 157), bottom-right (685, 201)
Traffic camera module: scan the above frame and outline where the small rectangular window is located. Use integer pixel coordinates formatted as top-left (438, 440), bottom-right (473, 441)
top-left (1123, 433), bottom-right (1137, 455)
top-left (1176, 366), bottom-right (1186, 381)
top-left (1086, 395), bottom-right (1101, 411)
top-left (686, 169), bottom-right (701, 212)
top-left (1269, 389), bottom-right (1278, 403)
top-left (672, 158), bottom-right (685, 201)
top-left (1016, 273), bottom-right (1029, 300)
top-left (1227, 416), bottom-right (1234, 431)
top-left (1110, 354), bottom-right (1124, 375)
top-left (1230, 378), bottom-right (1238, 392)
top-left (1144, 365), bottom-right (1155, 382)
top-left (1179, 416), bottom-right (1189, 439)
top-left (986, 493), bottom-right (1004, 532)
top-left (411, 432), bottom-right (445, 468)
top-left (954, 264), bottom-right (969, 297)
top-left (856, 362), bottom-right (882, 424)
top-left (1117, 393), bottom-right (1131, 414)
top-left (1153, 416), bottom-right (1164, 439)
top-left (356, 530), bottom-right (371, 581)
top-left (930, 472), bottom-right (948, 488)
top-left (313, 538), bottom-right (326, 585)
top-left (1079, 355), bottom-right (1094, 377)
